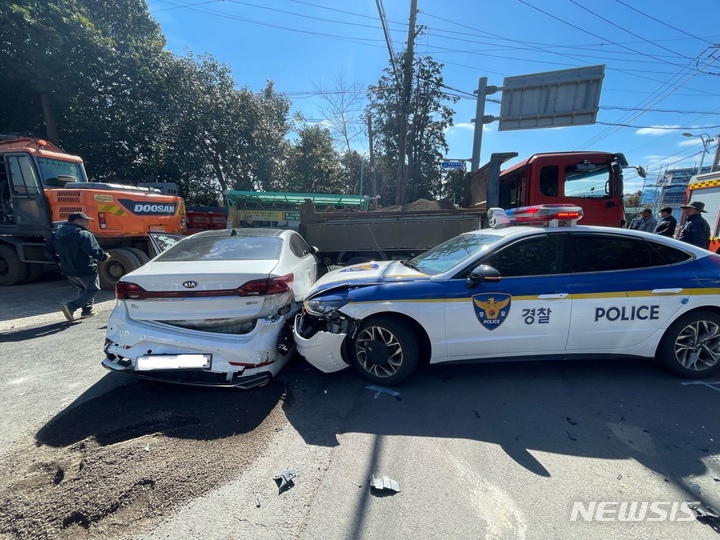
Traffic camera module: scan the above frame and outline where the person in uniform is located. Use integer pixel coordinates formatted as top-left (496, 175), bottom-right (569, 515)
top-left (677, 201), bottom-right (711, 249)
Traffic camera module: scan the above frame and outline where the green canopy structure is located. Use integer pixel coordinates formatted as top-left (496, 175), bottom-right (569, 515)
top-left (225, 191), bottom-right (368, 210)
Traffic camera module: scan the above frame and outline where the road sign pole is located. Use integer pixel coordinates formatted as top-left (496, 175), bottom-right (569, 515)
top-left (470, 77), bottom-right (487, 173)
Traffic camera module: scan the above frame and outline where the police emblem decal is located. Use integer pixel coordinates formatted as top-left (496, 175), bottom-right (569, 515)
top-left (472, 294), bottom-right (511, 330)
top-left (340, 263), bottom-right (380, 272)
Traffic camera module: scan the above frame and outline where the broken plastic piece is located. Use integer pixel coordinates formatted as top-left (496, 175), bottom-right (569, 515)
top-left (273, 468), bottom-right (297, 494)
top-left (370, 475), bottom-right (401, 494)
top-left (689, 503), bottom-right (720, 519)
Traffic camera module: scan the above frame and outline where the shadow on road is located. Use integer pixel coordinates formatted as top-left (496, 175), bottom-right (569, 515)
top-left (36, 374), bottom-right (285, 447)
top-left (282, 358), bottom-right (720, 519)
top-left (0, 320), bottom-right (80, 342)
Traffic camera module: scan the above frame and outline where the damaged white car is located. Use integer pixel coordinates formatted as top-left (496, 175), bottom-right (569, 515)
top-left (103, 228), bottom-right (321, 388)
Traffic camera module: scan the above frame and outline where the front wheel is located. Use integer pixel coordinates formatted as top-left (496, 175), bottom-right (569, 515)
top-left (349, 317), bottom-right (419, 385)
top-left (0, 244), bottom-right (28, 286)
top-left (658, 311), bottom-right (720, 378)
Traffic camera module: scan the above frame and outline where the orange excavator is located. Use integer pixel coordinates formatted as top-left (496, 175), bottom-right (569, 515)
top-left (0, 134), bottom-right (186, 288)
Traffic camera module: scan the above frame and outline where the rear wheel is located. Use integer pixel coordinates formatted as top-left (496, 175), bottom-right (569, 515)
top-left (23, 263), bottom-right (45, 283)
top-left (658, 311), bottom-right (720, 378)
top-left (98, 248), bottom-right (143, 291)
top-left (124, 247), bottom-right (151, 265)
top-left (0, 244), bottom-right (28, 286)
top-left (349, 317), bottom-right (419, 385)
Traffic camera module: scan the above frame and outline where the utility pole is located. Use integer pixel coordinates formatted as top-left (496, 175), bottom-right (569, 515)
top-left (470, 78), bottom-right (500, 173)
top-left (368, 115), bottom-right (378, 203)
top-left (395, 0), bottom-right (418, 206)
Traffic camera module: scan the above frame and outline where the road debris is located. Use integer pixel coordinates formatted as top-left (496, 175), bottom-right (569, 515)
top-left (255, 495), bottom-right (261, 508)
top-left (365, 385), bottom-right (402, 401)
top-left (370, 475), bottom-right (401, 495)
top-left (273, 468), bottom-right (297, 495)
top-left (689, 503), bottom-right (720, 519)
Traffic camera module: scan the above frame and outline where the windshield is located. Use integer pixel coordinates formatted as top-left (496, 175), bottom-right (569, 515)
top-left (563, 163), bottom-right (611, 198)
top-left (36, 157), bottom-right (88, 185)
top-left (406, 233), bottom-right (505, 276)
top-left (155, 233), bottom-right (283, 262)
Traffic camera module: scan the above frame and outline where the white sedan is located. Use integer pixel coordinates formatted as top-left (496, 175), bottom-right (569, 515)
top-left (103, 228), bottom-right (321, 388)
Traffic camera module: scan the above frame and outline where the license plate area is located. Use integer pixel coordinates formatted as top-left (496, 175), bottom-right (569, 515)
top-left (136, 354), bottom-right (212, 371)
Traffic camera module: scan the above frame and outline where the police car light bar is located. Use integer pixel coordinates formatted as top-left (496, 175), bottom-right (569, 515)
top-left (490, 205), bottom-right (583, 228)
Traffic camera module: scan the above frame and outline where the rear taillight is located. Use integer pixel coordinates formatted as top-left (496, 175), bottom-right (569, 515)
top-left (98, 212), bottom-right (107, 229)
top-left (236, 273), bottom-right (293, 296)
top-left (116, 281), bottom-right (149, 300)
top-left (115, 273), bottom-right (294, 300)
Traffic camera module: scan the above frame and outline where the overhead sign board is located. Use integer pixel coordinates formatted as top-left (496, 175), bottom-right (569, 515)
top-left (441, 161), bottom-right (465, 170)
top-left (498, 65), bottom-right (604, 131)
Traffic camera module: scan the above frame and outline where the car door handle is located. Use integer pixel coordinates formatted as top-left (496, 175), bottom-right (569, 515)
top-left (537, 293), bottom-right (569, 299)
top-left (652, 288), bottom-right (683, 294)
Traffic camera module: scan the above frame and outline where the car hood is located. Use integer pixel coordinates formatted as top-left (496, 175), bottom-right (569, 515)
top-left (306, 260), bottom-right (428, 298)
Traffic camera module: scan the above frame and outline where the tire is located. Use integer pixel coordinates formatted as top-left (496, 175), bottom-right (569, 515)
top-left (98, 248), bottom-right (143, 291)
top-left (349, 316), bottom-right (419, 385)
top-left (23, 263), bottom-right (45, 283)
top-left (658, 310), bottom-right (720, 378)
top-left (0, 244), bottom-right (28, 286)
top-left (124, 247), bottom-right (151, 265)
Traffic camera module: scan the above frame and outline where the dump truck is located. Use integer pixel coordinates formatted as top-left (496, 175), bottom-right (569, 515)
top-left (297, 150), bottom-right (643, 266)
top-left (0, 134), bottom-right (186, 288)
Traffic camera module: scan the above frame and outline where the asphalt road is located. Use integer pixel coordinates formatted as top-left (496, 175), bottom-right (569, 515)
top-left (2, 274), bottom-right (720, 539)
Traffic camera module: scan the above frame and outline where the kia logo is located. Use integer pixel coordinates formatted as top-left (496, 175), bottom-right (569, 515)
top-left (183, 281), bottom-right (198, 288)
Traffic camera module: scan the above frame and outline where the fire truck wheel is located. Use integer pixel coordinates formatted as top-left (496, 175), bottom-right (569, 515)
top-left (124, 247), bottom-right (150, 265)
top-left (0, 244), bottom-right (29, 286)
top-left (98, 248), bottom-right (143, 291)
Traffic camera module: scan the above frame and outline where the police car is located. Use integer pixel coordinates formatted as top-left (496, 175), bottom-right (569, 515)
top-left (293, 205), bottom-right (720, 385)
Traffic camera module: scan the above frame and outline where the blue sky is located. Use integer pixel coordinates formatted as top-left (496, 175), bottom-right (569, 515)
top-left (147, 0), bottom-right (720, 195)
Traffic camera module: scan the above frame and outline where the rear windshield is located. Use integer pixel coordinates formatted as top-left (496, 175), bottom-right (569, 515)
top-left (155, 234), bottom-right (283, 262)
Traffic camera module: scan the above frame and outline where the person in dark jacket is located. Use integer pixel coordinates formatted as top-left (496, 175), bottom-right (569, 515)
top-left (653, 207), bottom-right (677, 238)
top-left (677, 201), bottom-right (711, 250)
top-left (45, 212), bottom-right (111, 321)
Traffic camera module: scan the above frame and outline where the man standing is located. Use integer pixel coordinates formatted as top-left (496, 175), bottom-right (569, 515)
top-left (653, 207), bottom-right (677, 238)
top-left (678, 201), bottom-right (711, 249)
top-left (628, 208), bottom-right (657, 232)
top-left (45, 212), bottom-right (111, 321)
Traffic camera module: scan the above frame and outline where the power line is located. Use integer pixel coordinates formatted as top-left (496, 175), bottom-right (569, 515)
top-left (613, 0), bottom-right (716, 46)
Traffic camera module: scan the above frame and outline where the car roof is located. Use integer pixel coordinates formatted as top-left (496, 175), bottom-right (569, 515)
top-left (464, 224), bottom-right (712, 256)
top-left (194, 228), bottom-right (287, 238)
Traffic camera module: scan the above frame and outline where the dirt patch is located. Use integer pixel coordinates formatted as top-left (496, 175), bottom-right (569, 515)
top-left (0, 378), bottom-right (289, 540)
top-left (379, 198), bottom-right (458, 212)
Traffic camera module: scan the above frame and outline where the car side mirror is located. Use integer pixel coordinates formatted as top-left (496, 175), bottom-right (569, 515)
top-left (466, 264), bottom-right (502, 289)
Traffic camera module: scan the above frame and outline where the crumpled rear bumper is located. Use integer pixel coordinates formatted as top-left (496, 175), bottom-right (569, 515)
top-left (103, 304), bottom-right (294, 387)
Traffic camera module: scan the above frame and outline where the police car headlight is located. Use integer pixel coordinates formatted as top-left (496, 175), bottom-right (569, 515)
top-left (304, 298), bottom-right (349, 317)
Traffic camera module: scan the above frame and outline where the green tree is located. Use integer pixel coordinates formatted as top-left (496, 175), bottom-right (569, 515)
top-left (0, 0), bottom-right (165, 145)
top-left (366, 52), bottom-right (458, 204)
top-left (287, 124), bottom-right (344, 193)
top-left (624, 190), bottom-right (642, 208)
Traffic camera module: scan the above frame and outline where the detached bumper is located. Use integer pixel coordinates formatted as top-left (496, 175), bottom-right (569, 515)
top-left (293, 325), bottom-right (349, 373)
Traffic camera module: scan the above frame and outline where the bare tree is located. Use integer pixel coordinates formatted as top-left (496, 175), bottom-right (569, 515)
top-left (312, 68), bottom-right (366, 153)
